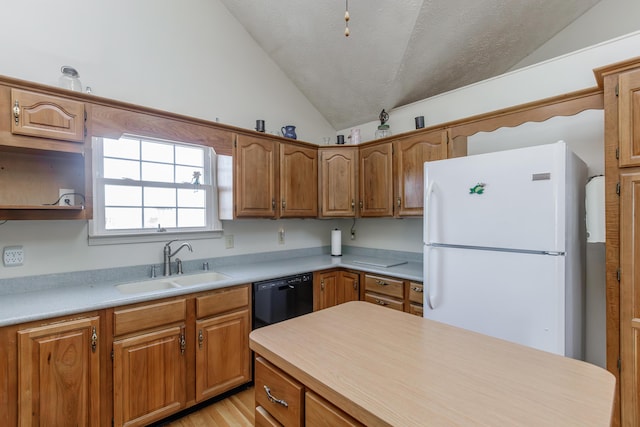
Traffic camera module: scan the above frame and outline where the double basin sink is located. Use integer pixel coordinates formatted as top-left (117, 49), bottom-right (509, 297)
top-left (115, 271), bottom-right (230, 294)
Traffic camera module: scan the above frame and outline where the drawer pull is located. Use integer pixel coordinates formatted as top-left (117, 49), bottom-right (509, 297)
top-left (375, 299), bottom-right (388, 306)
top-left (264, 385), bottom-right (288, 407)
top-left (411, 286), bottom-right (423, 293)
top-left (13, 100), bottom-right (20, 124)
top-left (198, 329), bottom-right (204, 349)
top-left (376, 280), bottom-right (388, 286)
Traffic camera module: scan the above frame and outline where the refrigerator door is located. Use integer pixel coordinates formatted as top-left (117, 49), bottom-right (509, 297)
top-left (424, 245), bottom-right (567, 355)
top-left (424, 142), bottom-right (566, 252)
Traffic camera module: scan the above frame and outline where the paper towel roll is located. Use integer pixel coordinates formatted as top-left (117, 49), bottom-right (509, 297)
top-left (586, 175), bottom-right (605, 243)
top-left (331, 228), bottom-right (342, 256)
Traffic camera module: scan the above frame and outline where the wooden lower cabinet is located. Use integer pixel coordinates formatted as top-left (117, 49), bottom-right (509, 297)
top-left (314, 269), bottom-right (360, 311)
top-left (363, 273), bottom-right (424, 316)
top-left (113, 326), bottom-right (186, 426)
top-left (195, 286), bottom-right (251, 402)
top-left (17, 316), bottom-right (101, 427)
top-left (408, 281), bottom-right (424, 317)
top-left (254, 355), bottom-right (363, 427)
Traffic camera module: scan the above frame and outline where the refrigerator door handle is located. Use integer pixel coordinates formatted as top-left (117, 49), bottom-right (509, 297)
top-left (425, 245), bottom-right (437, 309)
top-left (424, 180), bottom-right (436, 245)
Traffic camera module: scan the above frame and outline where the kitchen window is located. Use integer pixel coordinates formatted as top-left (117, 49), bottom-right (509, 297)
top-left (89, 135), bottom-right (223, 244)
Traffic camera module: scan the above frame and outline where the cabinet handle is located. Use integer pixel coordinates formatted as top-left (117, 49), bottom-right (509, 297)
top-left (264, 385), bottom-right (288, 407)
top-left (12, 100), bottom-right (20, 125)
top-left (353, 281), bottom-right (358, 290)
top-left (359, 200), bottom-right (363, 209)
top-left (321, 279), bottom-right (325, 290)
top-left (90, 326), bottom-right (98, 353)
top-left (282, 200), bottom-right (286, 210)
top-left (397, 197), bottom-right (401, 207)
top-left (198, 329), bottom-right (204, 349)
top-left (376, 280), bottom-right (388, 286)
top-left (179, 333), bottom-right (186, 355)
top-left (351, 199), bottom-right (355, 211)
top-left (412, 286), bottom-right (423, 293)
top-left (272, 199), bottom-right (276, 210)
top-left (375, 299), bottom-right (388, 306)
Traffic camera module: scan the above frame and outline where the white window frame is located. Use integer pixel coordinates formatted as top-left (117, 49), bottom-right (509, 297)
top-left (88, 135), bottom-right (223, 245)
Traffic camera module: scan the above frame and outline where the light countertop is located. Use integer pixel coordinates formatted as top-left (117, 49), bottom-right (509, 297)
top-left (0, 253), bottom-right (422, 327)
top-left (250, 301), bottom-right (616, 426)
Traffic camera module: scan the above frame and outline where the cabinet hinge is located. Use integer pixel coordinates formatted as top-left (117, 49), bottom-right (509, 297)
top-left (616, 148), bottom-right (619, 159)
top-left (618, 357), bottom-right (622, 372)
top-left (617, 268), bottom-right (621, 282)
top-left (111, 349), bottom-right (114, 361)
top-left (615, 84), bottom-right (619, 97)
top-left (616, 182), bottom-right (621, 195)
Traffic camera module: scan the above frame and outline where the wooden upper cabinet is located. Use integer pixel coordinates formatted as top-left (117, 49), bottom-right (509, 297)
top-left (319, 147), bottom-right (358, 217)
top-left (359, 142), bottom-right (393, 217)
top-left (618, 68), bottom-right (640, 167)
top-left (280, 141), bottom-right (318, 217)
top-left (234, 134), bottom-right (278, 218)
top-left (10, 88), bottom-right (85, 144)
top-left (394, 130), bottom-right (447, 216)
top-left (18, 316), bottom-right (101, 427)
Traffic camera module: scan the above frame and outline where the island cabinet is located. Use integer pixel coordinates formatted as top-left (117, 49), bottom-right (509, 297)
top-left (393, 129), bottom-right (448, 216)
top-left (358, 142), bottom-right (393, 217)
top-left (313, 269), bottom-right (360, 311)
top-left (194, 285), bottom-right (251, 402)
top-left (234, 135), bottom-right (317, 218)
top-left (318, 147), bottom-right (358, 217)
top-left (0, 85), bottom-right (91, 220)
top-left (15, 315), bottom-right (102, 427)
top-left (112, 298), bottom-right (188, 427)
top-left (595, 58), bottom-right (640, 427)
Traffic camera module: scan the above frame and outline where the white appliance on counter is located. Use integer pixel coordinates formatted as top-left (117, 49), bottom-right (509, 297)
top-left (423, 141), bottom-right (587, 358)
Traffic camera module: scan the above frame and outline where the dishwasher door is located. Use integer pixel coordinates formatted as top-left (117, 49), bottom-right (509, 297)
top-left (252, 277), bottom-right (313, 329)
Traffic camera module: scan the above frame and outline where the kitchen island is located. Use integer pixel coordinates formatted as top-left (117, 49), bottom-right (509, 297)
top-left (249, 301), bottom-right (615, 426)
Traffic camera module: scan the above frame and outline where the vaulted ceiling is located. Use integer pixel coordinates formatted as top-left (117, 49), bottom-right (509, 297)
top-left (220, 0), bottom-right (601, 130)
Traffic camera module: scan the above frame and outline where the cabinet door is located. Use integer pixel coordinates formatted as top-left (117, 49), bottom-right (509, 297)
top-left (280, 142), bottom-right (318, 217)
top-left (337, 271), bottom-right (360, 305)
top-left (619, 69), bottom-right (640, 167)
top-left (394, 131), bottom-right (447, 216)
top-left (113, 326), bottom-right (186, 427)
top-left (319, 148), bottom-right (358, 217)
top-left (18, 316), bottom-right (100, 427)
top-left (195, 309), bottom-right (250, 402)
top-left (314, 270), bottom-right (338, 311)
top-left (11, 88), bottom-right (85, 143)
top-left (234, 135), bottom-right (278, 217)
top-left (620, 171), bottom-right (640, 425)
top-left (359, 143), bottom-right (393, 217)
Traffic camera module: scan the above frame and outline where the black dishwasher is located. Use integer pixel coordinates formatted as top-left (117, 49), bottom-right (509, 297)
top-left (252, 272), bottom-right (313, 329)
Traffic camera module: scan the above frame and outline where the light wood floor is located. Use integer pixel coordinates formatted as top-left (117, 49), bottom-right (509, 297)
top-left (162, 387), bottom-right (255, 426)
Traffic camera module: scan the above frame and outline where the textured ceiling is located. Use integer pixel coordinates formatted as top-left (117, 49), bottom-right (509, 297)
top-left (220, 0), bottom-right (601, 130)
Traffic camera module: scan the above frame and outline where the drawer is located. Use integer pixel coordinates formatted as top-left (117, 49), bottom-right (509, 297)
top-left (409, 303), bottom-right (424, 317)
top-left (364, 293), bottom-right (404, 311)
top-left (408, 282), bottom-right (424, 304)
top-left (306, 391), bottom-right (363, 426)
top-left (255, 356), bottom-right (304, 427)
top-left (255, 406), bottom-right (283, 427)
top-left (114, 298), bottom-right (186, 336)
top-left (196, 285), bottom-right (249, 318)
top-left (364, 274), bottom-right (404, 299)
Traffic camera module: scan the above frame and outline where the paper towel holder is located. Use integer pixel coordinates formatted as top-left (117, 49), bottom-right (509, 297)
top-left (331, 228), bottom-right (342, 257)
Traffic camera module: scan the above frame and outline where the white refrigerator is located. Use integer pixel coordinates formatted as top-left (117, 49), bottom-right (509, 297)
top-left (423, 141), bottom-right (587, 358)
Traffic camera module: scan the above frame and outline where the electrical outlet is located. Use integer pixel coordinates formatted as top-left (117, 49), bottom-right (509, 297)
top-left (3, 246), bottom-right (24, 266)
top-left (59, 188), bottom-right (75, 206)
top-left (278, 228), bottom-right (285, 245)
top-left (225, 234), bottom-right (234, 249)
top-left (351, 229), bottom-right (356, 240)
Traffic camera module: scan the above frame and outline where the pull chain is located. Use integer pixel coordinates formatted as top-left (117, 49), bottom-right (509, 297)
top-left (345, 0), bottom-right (350, 37)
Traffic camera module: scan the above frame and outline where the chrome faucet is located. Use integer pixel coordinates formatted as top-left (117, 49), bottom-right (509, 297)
top-left (163, 240), bottom-right (193, 276)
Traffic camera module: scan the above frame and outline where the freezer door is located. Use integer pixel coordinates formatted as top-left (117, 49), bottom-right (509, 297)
top-left (424, 245), bottom-right (569, 356)
top-left (424, 142), bottom-right (566, 252)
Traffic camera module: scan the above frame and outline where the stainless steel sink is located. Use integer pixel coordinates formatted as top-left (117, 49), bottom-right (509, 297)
top-left (115, 271), bottom-right (231, 294)
top-left (115, 279), bottom-right (180, 294)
